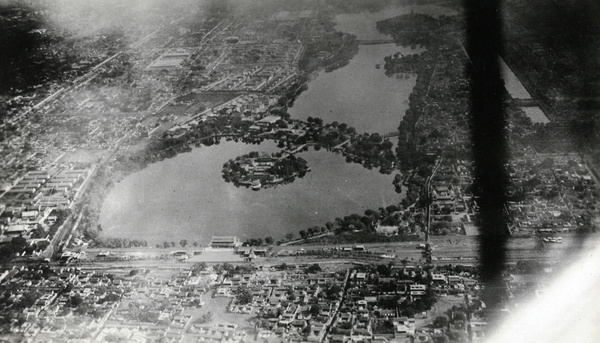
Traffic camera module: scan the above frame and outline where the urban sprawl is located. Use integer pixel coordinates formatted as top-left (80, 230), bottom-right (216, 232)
top-left (0, 0), bottom-right (598, 343)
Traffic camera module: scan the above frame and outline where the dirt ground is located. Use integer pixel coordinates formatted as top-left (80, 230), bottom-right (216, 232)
top-left (58, 149), bottom-right (107, 163)
top-left (181, 290), bottom-right (258, 343)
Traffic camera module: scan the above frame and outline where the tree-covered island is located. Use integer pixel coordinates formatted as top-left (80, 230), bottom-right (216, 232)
top-left (222, 151), bottom-right (310, 190)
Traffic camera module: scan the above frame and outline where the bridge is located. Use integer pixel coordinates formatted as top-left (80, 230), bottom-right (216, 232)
top-left (382, 131), bottom-right (400, 138)
top-left (357, 39), bottom-right (396, 45)
top-left (332, 139), bottom-right (351, 151)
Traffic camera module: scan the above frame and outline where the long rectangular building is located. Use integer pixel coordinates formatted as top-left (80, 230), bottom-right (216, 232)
top-left (209, 236), bottom-right (241, 249)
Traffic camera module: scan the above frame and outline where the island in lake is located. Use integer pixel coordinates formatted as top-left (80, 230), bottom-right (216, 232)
top-left (222, 151), bottom-right (310, 190)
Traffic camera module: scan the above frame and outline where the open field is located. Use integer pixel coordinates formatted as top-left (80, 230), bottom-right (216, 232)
top-left (58, 149), bottom-right (108, 163)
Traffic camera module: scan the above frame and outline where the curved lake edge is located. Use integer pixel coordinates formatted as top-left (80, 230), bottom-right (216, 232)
top-left (86, 7), bottom-right (453, 248)
top-left (88, 119), bottom-right (405, 248)
top-left (97, 140), bottom-right (412, 247)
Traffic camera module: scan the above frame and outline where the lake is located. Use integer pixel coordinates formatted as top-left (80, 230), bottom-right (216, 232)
top-left (287, 5), bottom-right (447, 134)
top-left (99, 6), bottom-right (441, 244)
top-left (335, 4), bottom-right (460, 40)
top-left (500, 57), bottom-right (532, 100)
top-left (288, 44), bottom-right (422, 135)
top-left (500, 57), bottom-right (550, 123)
top-left (100, 141), bottom-right (401, 244)
top-left (521, 106), bottom-right (550, 124)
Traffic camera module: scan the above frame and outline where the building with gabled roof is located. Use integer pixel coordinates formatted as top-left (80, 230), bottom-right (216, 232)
top-left (209, 236), bottom-right (241, 249)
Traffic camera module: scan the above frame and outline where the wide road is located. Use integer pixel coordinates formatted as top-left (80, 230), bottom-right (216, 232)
top-left (49, 232), bottom-right (598, 271)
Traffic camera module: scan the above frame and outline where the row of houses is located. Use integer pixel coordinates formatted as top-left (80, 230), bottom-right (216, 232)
top-left (2, 167), bottom-right (89, 208)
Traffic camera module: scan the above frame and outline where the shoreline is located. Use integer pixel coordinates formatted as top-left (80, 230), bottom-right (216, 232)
top-left (222, 151), bottom-right (310, 190)
top-left (79, 86), bottom-right (400, 249)
top-left (74, 16), bottom-right (424, 249)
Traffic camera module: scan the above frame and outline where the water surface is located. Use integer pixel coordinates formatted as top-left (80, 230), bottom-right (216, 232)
top-left (289, 44), bottom-right (422, 134)
top-left (335, 4), bottom-right (460, 40)
top-left (100, 141), bottom-right (401, 244)
top-left (500, 57), bottom-right (550, 123)
top-left (99, 6), bottom-right (445, 244)
top-left (500, 58), bottom-right (532, 100)
top-left (521, 106), bottom-right (550, 124)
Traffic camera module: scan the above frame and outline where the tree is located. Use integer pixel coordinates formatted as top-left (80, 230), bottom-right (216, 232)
top-left (306, 264), bottom-right (322, 273)
top-left (385, 205), bottom-right (400, 214)
top-left (325, 284), bottom-right (341, 300)
top-left (309, 304), bottom-right (321, 317)
top-left (277, 95), bottom-right (289, 107)
top-left (299, 230), bottom-right (307, 239)
top-left (265, 236), bottom-right (274, 245)
top-left (447, 330), bottom-right (468, 343)
top-left (192, 262), bottom-right (208, 276)
top-left (381, 139), bottom-right (393, 150)
top-left (11, 237), bottom-right (27, 251)
top-left (180, 239), bottom-right (188, 247)
top-left (222, 263), bottom-right (235, 272)
top-left (369, 133), bottom-right (383, 143)
top-left (302, 323), bottom-right (312, 336)
top-left (286, 288), bottom-right (296, 301)
top-left (103, 333), bottom-right (129, 342)
top-left (70, 294), bottom-right (84, 307)
top-left (376, 264), bottom-right (392, 277)
top-left (434, 315), bottom-right (449, 328)
top-left (35, 240), bottom-right (50, 251)
top-left (433, 334), bottom-right (450, 343)
top-left (198, 312), bottom-right (213, 324)
top-left (285, 233), bottom-right (294, 241)
top-left (235, 286), bottom-right (253, 305)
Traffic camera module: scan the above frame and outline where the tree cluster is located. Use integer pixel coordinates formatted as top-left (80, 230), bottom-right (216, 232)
top-left (345, 133), bottom-right (397, 174)
top-left (0, 237), bottom-right (28, 260)
top-left (234, 286), bottom-right (253, 305)
top-left (93, 237), bottom-right (148, 249)
top-left (377, 14), bottom-right (447, 49)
